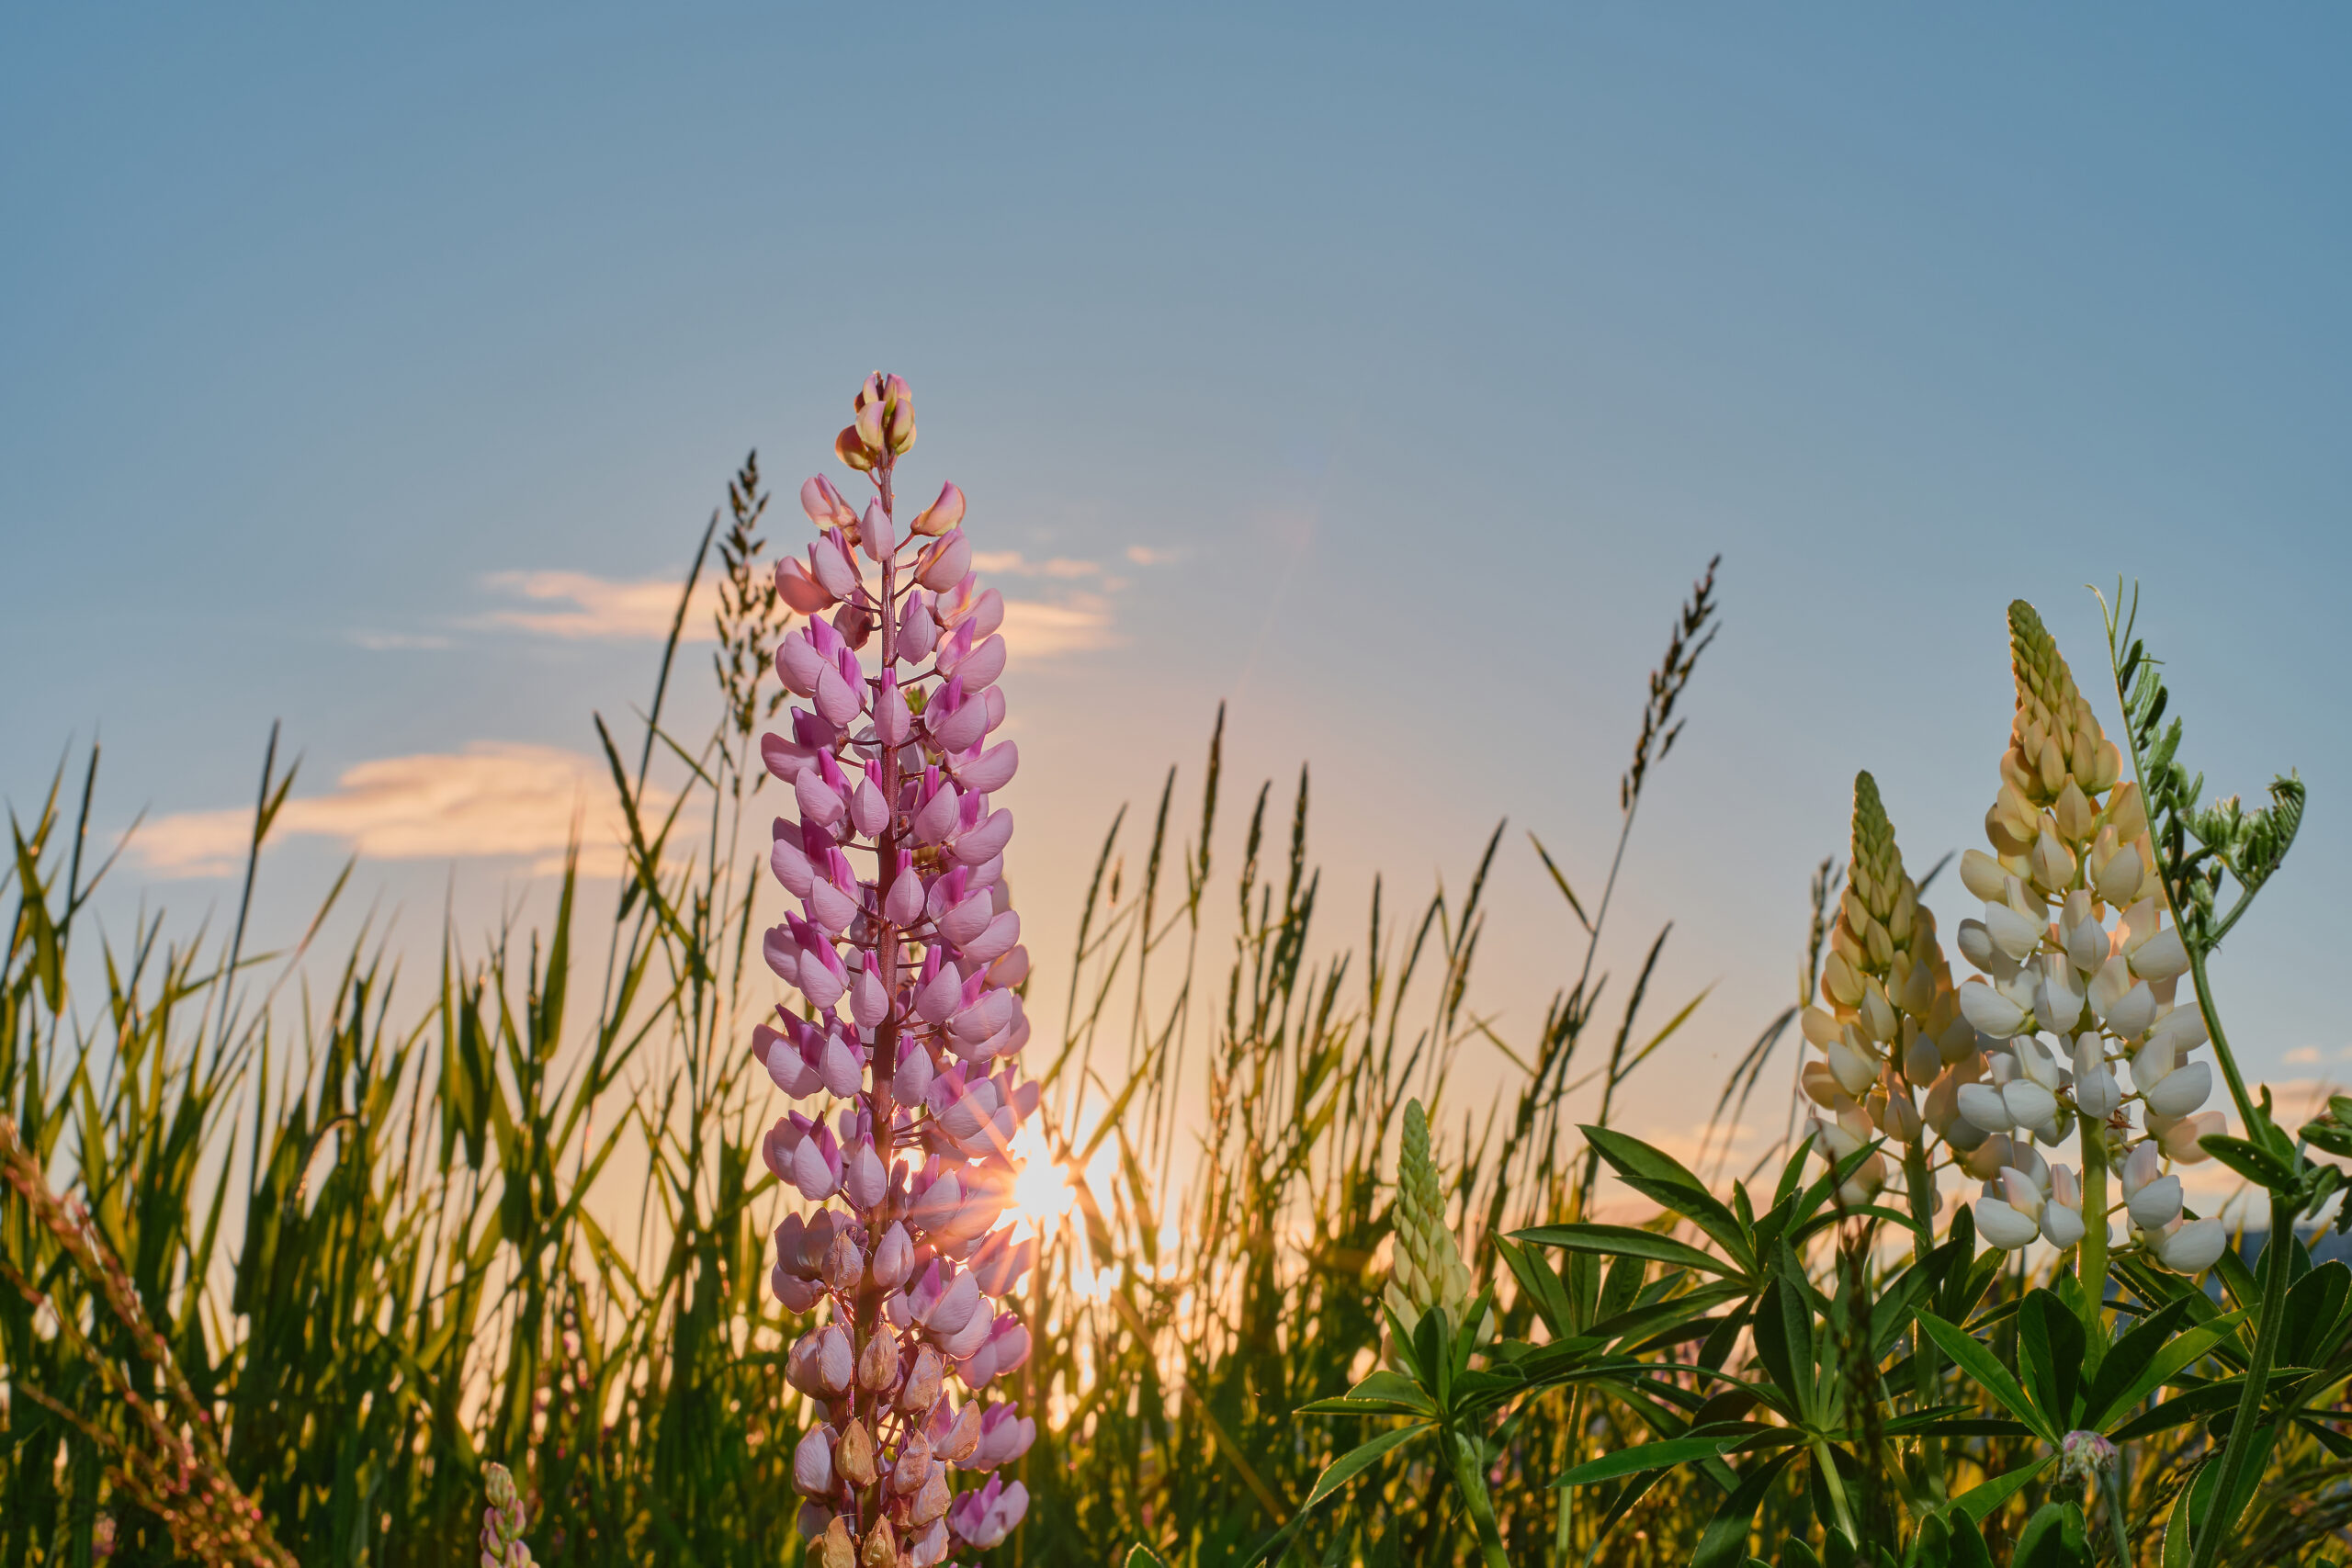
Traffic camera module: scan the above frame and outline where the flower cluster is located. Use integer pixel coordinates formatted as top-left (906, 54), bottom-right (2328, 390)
top-left (1801, 771), bottom-right (1969, 1207)
top-left (1384, 1100), bottom-right (1481, 1343)
top-left (761, 374), bottom-right (1036, 1567)
top-left (1804, 603), bottom-right (2226, 1275)
top-left (481, 1464), bottom-right (533, 1568)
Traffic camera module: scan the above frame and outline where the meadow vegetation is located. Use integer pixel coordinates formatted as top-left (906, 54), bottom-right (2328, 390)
top-left (4, 446), bottom-right (2346, 1566)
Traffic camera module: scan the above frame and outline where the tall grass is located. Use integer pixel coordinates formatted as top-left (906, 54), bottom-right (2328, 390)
top-left (3, 457), bottom-right (2335, 1565)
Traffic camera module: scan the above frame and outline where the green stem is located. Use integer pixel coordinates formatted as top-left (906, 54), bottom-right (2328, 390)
top-left (2099, 1464), bottom-right (2133, 1568)
top-left (2187, 1191), bottom-right (2295, 1568)
top-left (2077, 1113), bottom-right (2110, 1328)
top-left (2185, 949), bottom-right (2261, 1139)
top-left (1449, 1430), bottom-right (1514, 1568)
top-left (1903, 1144), bottom-right (1948, 1505)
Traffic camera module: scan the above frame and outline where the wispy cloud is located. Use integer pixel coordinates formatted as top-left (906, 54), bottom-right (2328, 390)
top-left (347, 629), bottom-right (454, 651)
top-left (1000, 595), bottom-right (1119, 660)
top-left (134, 742), bottom-right (654, 879)
top-left (477, 570), bottom-right (720, 641)
top-left (969, 551), bottom-right (1104, 581)
top-left (1125, 544), bottom-right (1182, 567)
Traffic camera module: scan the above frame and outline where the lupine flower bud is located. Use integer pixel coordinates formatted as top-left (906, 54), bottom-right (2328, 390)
top-left (838, 1418), bottom-right (879, 1487)
top-left (2130, 928), bottom-right (2190, 983)
top-left (1384, 1100), bottom-right (1485, 1344)
top-left (886, 1430), bottom-right (929, 1490)
top-left (2059, 1429), bottom-right (2118, 1486)
top-left (795, 1427), bottom-right (837, 1497)
top-left (911, 481), bottom-right (966, 536)
top-left (819, 1517), bottom-right (858, 1568)
top-left (900, 1346), bottom-right (944, 1415)
top-left (917, 530), bottom-right (971, 592)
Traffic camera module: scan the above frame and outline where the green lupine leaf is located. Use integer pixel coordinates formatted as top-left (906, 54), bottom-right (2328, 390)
top-left (2199, 1133), bottom-right (2302, 1191)
top-left (1915, 1311), bottom-right (2056, 1442)
top-left (1299, 1422), bottom-right (1430, 1510)
top-left (1689, 1449), bottom-right (1801, 1568)
top-left (1555, 1434), bottom-right (1747, 1487)
top-left (1952, 1455), bottom-right (2052, 1523)
top-left (1511, 1222), bottom-right (1748, 1280)
top-left (2018, 1290), bottom-right (2085, 1431)
top-left (2078, 1294), bottom-right (2195, 1424)
top-left (2086, 1308), bottom-right (2248, 1430)
top-left (1581, 1125), bottom-right (1759, 1270)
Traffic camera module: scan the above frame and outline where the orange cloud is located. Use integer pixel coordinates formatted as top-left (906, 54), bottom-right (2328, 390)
top-left (134, 742), bottom-right (657, 879)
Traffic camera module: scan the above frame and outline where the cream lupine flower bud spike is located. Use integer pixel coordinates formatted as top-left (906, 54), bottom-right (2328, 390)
top-left (1385, 1100), bottom-right (1485, 1345)
top-left (1803, 773), bottom-right (1966, 1172)
top-left (1941, 600), bottom-right (2233, 1278)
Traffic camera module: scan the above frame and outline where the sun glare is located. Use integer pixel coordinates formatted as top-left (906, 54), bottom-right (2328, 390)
top-left (1007, 1124), bottom-right (1077, 1235)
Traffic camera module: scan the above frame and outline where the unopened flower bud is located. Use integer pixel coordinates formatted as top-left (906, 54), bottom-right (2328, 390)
top-left (820, 1516), bottom-right (858, 1568)
top-left (2059, 1429), bottom-right (2118, 1485)
top-left (847, 1337), bottom-right (891, 1403)
top-left (2129, 927), bottom-right (2190, 983)
top-left (899, 1346), bottom-right (944, 1415)
top-left (823, 1231), bottom-right (865, 1292)
top-left (838, 1418), bottom-right (879, 1488)
top-left (911, 481), bottom-right (966, 537)
top-left (795, 1426), bottom-right (837, 1497)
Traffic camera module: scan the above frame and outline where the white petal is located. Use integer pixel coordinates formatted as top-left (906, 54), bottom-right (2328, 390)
top-left (1959, 981), bottom-right (2027, 1039)
top-left (2144, 1062), bottom-right (2212, 1118)
top-left (1957, 1083), bottom-right (2015, 1133)
top-left (2128, 1174), bottom-right (2184, 1232)
top-left (2130, 928), bottom-right (2190, 983)
top-left (2156, 1216), bottom-right (2226, 1273)
top-left (1976, 1198), bottom-right (2040, 1250)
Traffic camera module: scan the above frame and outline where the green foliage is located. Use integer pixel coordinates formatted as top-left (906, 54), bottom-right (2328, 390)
top-left (4, 469), bottom-right (2343, 1568)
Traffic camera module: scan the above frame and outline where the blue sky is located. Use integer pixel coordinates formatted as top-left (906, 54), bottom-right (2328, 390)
top-left (6, 5), bottom-right (2349, 1167)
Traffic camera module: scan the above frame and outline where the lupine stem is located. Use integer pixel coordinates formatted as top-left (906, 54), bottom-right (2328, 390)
top-left (2188, 1190), bottom-right (2294, 1568)
top-left (2075, 1113), bottom-right (2109, 1327)
top-left (1447, 1431), bottom-right (1513, 1568)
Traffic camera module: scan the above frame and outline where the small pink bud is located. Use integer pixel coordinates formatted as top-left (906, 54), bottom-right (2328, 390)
top-left (876, 671), bottom-right (912, 745)
top-left (801, 474), bottom-right (857, 529)
top-left (894, 1043), bottom-right (935, 1104)
top-left (771, 824), bottom-right (816, 897)
top-left (910, 481), bottom-right (965, 537)
top-left (812, 532), bottom-right (864, 602)
top-left (860, 501), bottom-right (897, 562)
top-left (885, 857), bottom-right (926, 928)
top-left (855, 400), bottom-right (888, 455)
top-left (777, 556), bottom-right (836, 613)
top-left (847, 1139), bottom-right (889, 1209)
top-left (917, 530), bottom-right (970, 592)
top-left (819, 1032), bottom-right (865, 1099)
top-left (899, 593), bottom-right (938, 660)
top-left (777, 629), bottom-right (825, 695)
top-left (793, 1425), bottom-right (837, 1496)
top-left (874, 1222), bottom-right (915, 1291)
top-left (851, 777), bottom-right (889, 839)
